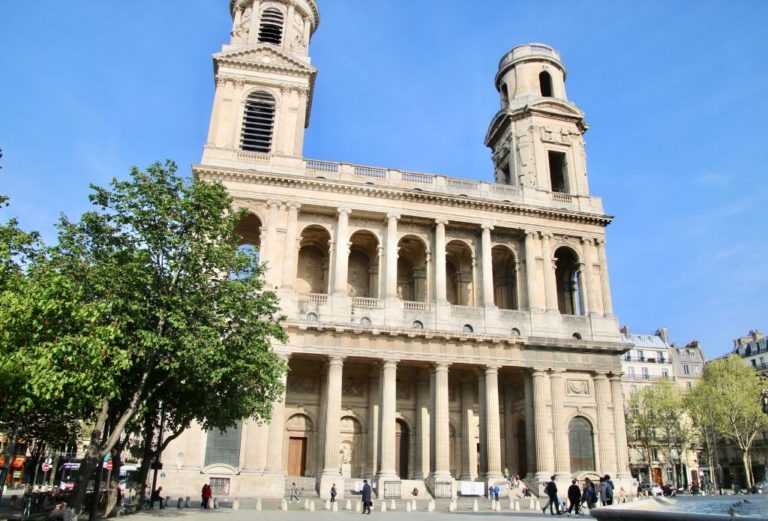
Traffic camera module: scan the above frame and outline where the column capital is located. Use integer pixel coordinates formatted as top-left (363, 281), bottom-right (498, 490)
top-left (540, 232), bottom-right (553, 240)
top-left (386, 213), bottom-right (400, 222)
top-left (381, 358), bottom-right (399, 369)
top-left (286, 201), bottom-right (301, 211)
top-left (524, 230), bottom-right (539, 239)
top-left (592, 370), bottom-right (610, 379)
top-left (481, 223), bottom-right (494, 232)
top-left (266, 199), bottom-right (281, 209)
top-left (435, 218), bottom-right (449, 226)
top-left (433, 362), bottom-right (451, 372)
top-left (609, 374), bottom-right (623, 383)
top-left (484, 364), bottom-right (501, 375)
top-left (549, 368), bottom-right (566, 376)
top-left (327, 356), bottom-right (346, 366)
top-left (531, 367), bottom-right (550, 377)
top-left (337, 207), bottom-right (352, 216)
top-left (595, 237), bottom-right (606, 246)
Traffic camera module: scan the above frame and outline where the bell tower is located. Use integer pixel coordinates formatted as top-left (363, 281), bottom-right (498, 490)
top-left (485, 44), bottom-right (591, 197)
top-left (201, 0), bottom-right (320, 169)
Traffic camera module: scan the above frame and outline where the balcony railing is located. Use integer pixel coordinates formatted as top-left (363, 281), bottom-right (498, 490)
top-left (623, 373), bottom-right (675, 382)
top-left (298, 293), bottom-right (328, 304)
top-left (623, 355), bottom-right (668, 364)
top-left (403, 301), bottom-right (431, 312)
top-left (351, 297), bottom-right (383, 309)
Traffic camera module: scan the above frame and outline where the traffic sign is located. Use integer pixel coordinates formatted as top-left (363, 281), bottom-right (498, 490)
top-left (105, 460), bottom-right (113, 471)
top-left (41, 463), bottom-right (51, 472)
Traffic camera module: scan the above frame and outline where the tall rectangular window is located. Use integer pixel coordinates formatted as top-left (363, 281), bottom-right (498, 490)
top-left (548, 151), bottom-right (568, 193)
top-left (642, 367), bottom-right (649, 380)
top-left (204, 423), bottom-right (242, 467)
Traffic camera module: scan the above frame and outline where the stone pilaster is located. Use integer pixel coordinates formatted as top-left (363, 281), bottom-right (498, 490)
top-left (415, 371), bottom-right (430, 479)
top-left (367, 370), bottom-right (379, 477)
top-left (333, 208), bottom-right (351, 294)
top-left (593, 372), bottom-right (614, 474)
top-left (264, 200), bottom-right (281, 288)
top-left (532, 369), bottom-right (554, 481)
top-left (549, 369), bottom-right (570, 480)
top-left (385, 214), bottom-right (400, 299)
top-left (610, 375), bottom-right (631, 478)
top-left (596, 239), bottom-right (614, 315)
top-left (435, 220), bottom-right (448, 302)
top-left (281, 202), bottom-right (301, 289)
top-left (378, 359), bottom-right (399, 480)
top-left (459, 377), bottom-right (476, 480)
top-left (541, 233), bottom-right (558, 311)
top-left (524, 371), bottom-right (536, 480)
top-left (580, 238), bottom-right (599, 314)
top-left (319, 357), bottom-right (345, 498)
top-left (263, 368), bottom-right (288, 476)
top-left (430, 363), bottom-right (452, 481)
top-left (484, 366), bottom-right (504, 482)
top-left (242, 418), bottom-right (268, 474)
top-left (481, 224), bottom-right (496, 307)
top-left (524, 232), bottom-right (539, 310)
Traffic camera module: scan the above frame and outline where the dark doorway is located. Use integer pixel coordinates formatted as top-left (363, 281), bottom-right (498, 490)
top-left (517, 419), bottom-right (528, 477)
top-left (395, 420), bottom-right (409, 479)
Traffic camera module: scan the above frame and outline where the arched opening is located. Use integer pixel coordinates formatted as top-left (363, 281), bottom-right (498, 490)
top-left (568, 416), bottom-right (595, 473)
top-left (240, 92), bottom-right (276, 153)
top-left (348, 230), bottom-right (380, 298)
top-left (258, 7), bottom-right (284, 45)
top-left (500, 83), bottom-right (510, 108)
top-left (539, 71), bottom-right (553, 97)
top-left (395, 419), bottom-right (410, 479)
top-left (397, 235), bottom-right (427, 302)
top-left (492, 245), bottom-right (519, 310)
top-left (517, 419), bottom-right (528, 477)
top-left (554, 247), bottom-right (582, 315)
top-left (340, 416), bottom-right (364, 478)
top-left (233, 213), bottom-right (262, 278)
top-left (446, 240), bottom-right (474, 306)
top-left (296, 225), bottom-right (331, 294)
top-left (286, 413), bottom-right (314, 477)
top-left (204, 423), bottom-right (242, 467)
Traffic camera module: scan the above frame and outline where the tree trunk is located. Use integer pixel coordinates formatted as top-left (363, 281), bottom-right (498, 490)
top-left (71, 401), bottom-right (109, 511)
top-left (136, 414), bottom-right (156, 512)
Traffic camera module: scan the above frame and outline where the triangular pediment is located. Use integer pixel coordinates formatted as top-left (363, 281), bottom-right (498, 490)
top-left (529, 98), bottom-right (583, 118)
top-left (214, 45), bottom-right (316, 75)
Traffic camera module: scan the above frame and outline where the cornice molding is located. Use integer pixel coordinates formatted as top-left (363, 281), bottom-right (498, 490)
top-left (194, 165), bottom-right (614, 227)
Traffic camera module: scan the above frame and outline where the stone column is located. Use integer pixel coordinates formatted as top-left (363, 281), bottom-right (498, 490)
top-left (459, 377), bottom-right (476, 480)
top-left (321, 357), bottom-right (344, 477)
top-left (367, 370), bottom-right (379, 477)
top-left (281, 203), bottom-right (301, 289)
top-left (610, 375), bottom-right (631, 478)
top-left (524, 232), bottom-right (539, 310)
top-left (415, 372), bottom-right (430, 479)
top-left (378, 359), bottom-right (399, 479)
top-left (549, 369), bottom-right (570, 479)
top-left (333, 208), bottom-right (351, 294)
top-left (577, 263), bottom-right (590, 315)
top-left (484, 366), bottom-right (504, 482)
top-left (435, 220), bottom-right (448, 302)
top-left (430, 363), bottom-right (452, 480)
top-left (541, 233), bottom-right (558, 311)
top-left (385, 214), bottom-right (400, 299)
top-left (264, 200), bottom-right (281, 287)
top-left (580, 238), bottom-right (599, 314)
top-left (596, 239), bottom-right (614, 315)
top-left (593, 372), bottom-right (615, 474)
top-left (532, 369), bottom-right (554, 481)
top-left (524, 373), bottom-right (536, 480)
top-left (477, 370), bottom-right (488, 477)
top-left (264, 365), bottom-right (289, 475)
top-left (481, 224), bottom-right (496, 307)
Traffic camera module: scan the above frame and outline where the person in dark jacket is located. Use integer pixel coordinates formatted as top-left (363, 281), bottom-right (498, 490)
top-left (542, 476), bottom-right (560, 515)
top-left (566, 479), bottom-right (582, 515)
top-left (361, 479), bottom-right (372, 515)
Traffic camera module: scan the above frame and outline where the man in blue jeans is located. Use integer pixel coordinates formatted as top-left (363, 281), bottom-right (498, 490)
top-left (542, 476), bottom-right (560, 515)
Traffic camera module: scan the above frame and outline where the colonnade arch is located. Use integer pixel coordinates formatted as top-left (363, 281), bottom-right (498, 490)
top-left (446, 240), bottom-right (473, 306)
top-left (347, 230), bottom-right (380, 298)
top-left (554, 246), bottom-right (582, 315)
top-left (397, 235), bottom-right (428, 302)
top-left (491, 245), bottom-right (519, 310)
top-left (296, 225), bottom-right (331, 294)
top-left (286, 413), bottom-right (315, 477)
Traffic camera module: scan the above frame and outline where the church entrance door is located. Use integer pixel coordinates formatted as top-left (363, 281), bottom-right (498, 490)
top-left (288, 437), bottom-right (307, 476)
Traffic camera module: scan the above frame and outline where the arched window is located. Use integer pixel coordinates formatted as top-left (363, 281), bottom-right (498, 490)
top-left (501, 83), bottom-right (509, 108)
top-left (241, 92), bottom-right (276, 153)
top-left (205, 423), bottom-right (242, 467)
top-left (258, 8), bottom-right (284, 45)
top-left (554, 247), bottom-right (582, 315)
top-left (539, 71), bottom-right (553, 97)
top-left (568, 417), bottom-right (595, 472)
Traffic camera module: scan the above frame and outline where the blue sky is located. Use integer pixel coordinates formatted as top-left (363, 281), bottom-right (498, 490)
top-left (1, 1), bottom-right (767, 359)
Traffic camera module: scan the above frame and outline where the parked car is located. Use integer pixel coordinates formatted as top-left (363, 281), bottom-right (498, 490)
top-left (751, 481), bottom-right (768, 494)
top-left (638, 483), bottom-right (663, 496)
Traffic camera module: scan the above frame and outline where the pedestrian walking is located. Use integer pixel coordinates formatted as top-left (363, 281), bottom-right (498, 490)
top-left (542, 476), bottom-right (560, 515)
top-left (289, 482), bottom-right (300, 503)
top-left (331, 483), bottom-right (337, 502)
top-left (566, 479), bottom-right (581, 515)
top-left (201, 483), bottom-right (212, 509)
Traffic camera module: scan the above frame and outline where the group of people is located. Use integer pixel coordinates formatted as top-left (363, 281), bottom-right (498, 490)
top-left (542, 474), bottom-right (617, 515)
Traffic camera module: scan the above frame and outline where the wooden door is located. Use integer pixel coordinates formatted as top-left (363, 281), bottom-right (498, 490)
top-left (652, 467), bottom-right (662, 485)
top-left (287, 437), bottom-right (307, 476)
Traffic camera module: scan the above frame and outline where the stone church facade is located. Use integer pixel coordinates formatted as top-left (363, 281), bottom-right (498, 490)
top-left (163, 0), bottom-right (631, 500)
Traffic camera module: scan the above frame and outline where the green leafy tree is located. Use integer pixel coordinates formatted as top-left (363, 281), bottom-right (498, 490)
top-left (687, 356), bottom-right (768, 489)
top-left (1, 161), bottom-right (286, 509)
top-left (685, 381), bottom-right (721, 491)
top-left (627, 386), bottom-right (661, 484)
top-left (651, 380), bottom-right (694, 488)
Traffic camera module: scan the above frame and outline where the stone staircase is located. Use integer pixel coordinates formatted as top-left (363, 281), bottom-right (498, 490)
top-left (285, 477), bottom-right (319, 498)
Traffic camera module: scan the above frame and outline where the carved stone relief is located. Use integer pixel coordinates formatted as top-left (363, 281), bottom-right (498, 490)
top-left (515, 134), bottom-right (536, 187)
top-left (288, 377), bottom-right (317, 394)
top-left (342, 380), bottom-right (364, 397)
top-left (566, 379), bottom-right (590, 396)
top-left (396, 382), bottom-right (411, 400)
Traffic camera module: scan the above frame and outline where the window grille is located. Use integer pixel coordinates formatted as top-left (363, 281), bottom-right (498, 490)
top-left (568, 417), bottom-right (595, 472)
top-left (258, 8), bottom-right (284, 45)
top-left (241, 92), bottom-right (275, 153)
top-left (204, 424), bottom-right (242, 467)
top-left (209, 477), bottom-right (230, 496)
